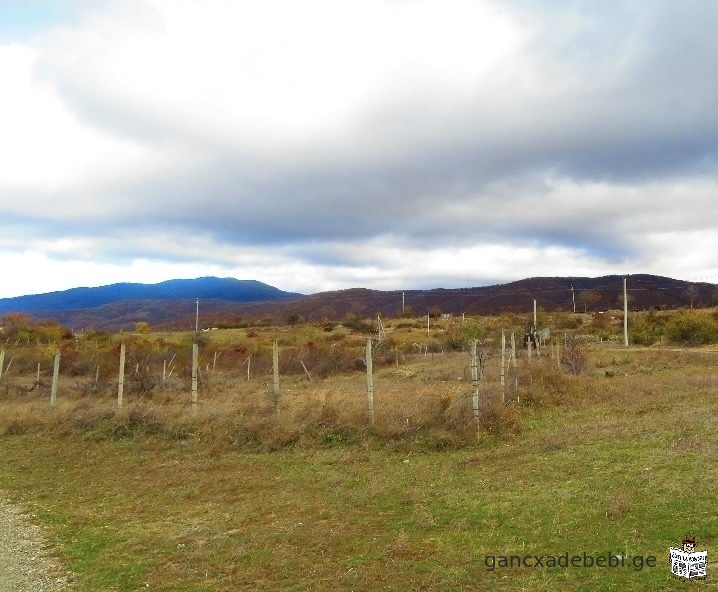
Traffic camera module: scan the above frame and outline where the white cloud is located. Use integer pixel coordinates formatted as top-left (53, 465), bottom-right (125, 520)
top-left (1, 0), bottom-right (718, 299)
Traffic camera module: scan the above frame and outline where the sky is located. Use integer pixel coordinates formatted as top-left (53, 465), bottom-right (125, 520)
top-left (1, 0), bottom-right (718, 298)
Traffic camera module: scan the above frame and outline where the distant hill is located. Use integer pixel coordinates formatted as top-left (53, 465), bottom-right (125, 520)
top-left (207, 274), bottom-right (716, 325)
top-left (1, 274), bottom-right (714, 331)
top-left (0, 277), bottom-right (301, 328)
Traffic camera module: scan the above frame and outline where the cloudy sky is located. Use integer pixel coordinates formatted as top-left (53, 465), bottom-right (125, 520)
top-left (1, 0), bottom-right (717, 298)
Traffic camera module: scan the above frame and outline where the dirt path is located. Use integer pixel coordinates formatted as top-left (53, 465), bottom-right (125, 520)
top-left (0, 497), bottom-right (73, 591)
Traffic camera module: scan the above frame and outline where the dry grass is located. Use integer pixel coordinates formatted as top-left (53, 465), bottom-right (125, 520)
top-left (1, 332), bottom-right (718, 590)
top-left (0, 335), bottom-right (556, 450)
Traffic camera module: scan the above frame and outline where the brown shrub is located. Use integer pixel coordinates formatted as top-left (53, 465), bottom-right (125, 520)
top-left (561, 335), bottom-right (587, 375)
top-left (516, 364), bottom-right (577, 407)
top-left (480, 398), bottom-right (522, 436)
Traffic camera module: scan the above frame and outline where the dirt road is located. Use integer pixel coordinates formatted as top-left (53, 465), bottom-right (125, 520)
top-left (0, 497), bottom-right (73, 591)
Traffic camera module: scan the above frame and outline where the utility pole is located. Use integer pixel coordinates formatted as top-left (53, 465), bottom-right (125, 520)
top-left (195, 298), bottom-right (199, 335)
top-left (571, 286), bottom-right (575, 313)
top-left (623, 277), bottom-right (629, 346)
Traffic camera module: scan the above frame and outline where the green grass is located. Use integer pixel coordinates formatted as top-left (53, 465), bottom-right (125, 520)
top-left (0, 347), bottom-right (717, 590)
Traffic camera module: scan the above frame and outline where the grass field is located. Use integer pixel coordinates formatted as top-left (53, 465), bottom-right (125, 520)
top-left (0, 322), bottom-right (716, 590)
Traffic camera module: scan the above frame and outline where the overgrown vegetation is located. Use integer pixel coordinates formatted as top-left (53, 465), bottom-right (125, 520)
top-left (1, 308), bottom-right (718, 590)
top-left (0, 344), bottom-right (716, 591)
top-left (664, 310), bottom-right (718, 344)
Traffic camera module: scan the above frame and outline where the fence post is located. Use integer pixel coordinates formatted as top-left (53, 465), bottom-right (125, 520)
top-left (470, 340), bottom-right (479, 437)
top-left (50, 350), bottom-right (60, 407)
top-left (117, 342), bottom-right (125, 408)
top-left (300, 360), bottom-right (313, 382)
top-left (272, 340), bottom-right (280, 414)
top-left (511, 331), bottom-right (517, 390)
top-left (500, 331), bottom-right (506, 403)
top-left (528, 337), bottom-right (532, 363)
top-left (191, 343), bottom-right (198, 414)
top-left (365, 338), bottom-right (375, 427)
top-left (0, 349), bottom-right (4, 382)
top-left (556, 340), bottom-right (561, 371)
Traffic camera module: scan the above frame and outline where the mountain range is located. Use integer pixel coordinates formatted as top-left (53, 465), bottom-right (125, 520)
top-left (0, 275), bottom-right (714, 331)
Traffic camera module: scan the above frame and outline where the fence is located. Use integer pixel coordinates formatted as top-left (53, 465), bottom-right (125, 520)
top-left (0, 330), bottom-right (577, 440)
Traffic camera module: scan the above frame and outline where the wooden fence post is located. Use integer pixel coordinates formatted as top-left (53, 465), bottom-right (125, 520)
top-left (511, 331), bottom-right (517, 390)
top-left (0, 349), bottom-right (4, 382)
top-left (50, 350), bottom-right (60, 407)
top-left (470, 340), bottom-right (479, 437)
top-left (272, 340), bottom-right (280, 414)
top-left (300, 360), bottom-right (313, 382)
top-left (528, 337), bottom-right (532, 363)
top-left (500, 331), bottom-right (506, 403)
top-left (117, 342), bottom-right (126, 408)
top-left (556, 340), bottom-right (561, 371)
top-left (365, 338), bottom-right (375, 427)
top-left (191, 343), bottom-right (199, 414)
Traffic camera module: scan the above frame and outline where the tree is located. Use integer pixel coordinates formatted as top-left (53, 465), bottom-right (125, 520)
top-left (576, 291), bottom-right (601, 313)
top-left (0, 312), bottom-right (36, 342)
top-left (287, 312), bottom-right (304, 326)
top-left (683, 285), bottom-right (699, 310)
top-left (34, 319), bottom-right (72, 344)
top-left (0, 312), bottom-right (36, 330)
top-left (616, 291), bottom-right (633, 310)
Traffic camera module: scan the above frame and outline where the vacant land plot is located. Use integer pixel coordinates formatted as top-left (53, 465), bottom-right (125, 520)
top-left (0, 327), bottom-right (716, 590)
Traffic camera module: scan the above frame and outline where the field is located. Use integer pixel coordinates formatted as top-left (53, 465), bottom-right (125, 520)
top-left (0, 311), bottom-right (716, 590)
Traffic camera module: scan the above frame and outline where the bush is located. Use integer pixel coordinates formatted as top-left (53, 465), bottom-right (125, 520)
top-left (561, 335), bottom-right (587, 375)
top-left (556, 315), bottom-right (583, 330)
top-left (627, 311), bottom-right (666, 346)
top-left (442, 322), bottom-right (486, 352)
top-left (665, 311), bottom-right (718, 345)
top-left (516, 365), bottom-right (576, 407)
top-left (343, 313), bottom-right (371, 332)
top-left (480, 398), bottom-right (522, 436)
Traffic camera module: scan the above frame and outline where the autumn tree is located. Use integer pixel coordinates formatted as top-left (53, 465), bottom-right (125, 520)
top-left (0, 312), bottom-right (36, 342)
top-left (576, 290), bottom-right (601, 313)
top-left (683, 284), bottom-right (699, 310)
